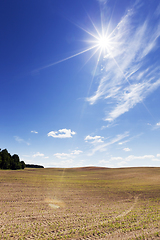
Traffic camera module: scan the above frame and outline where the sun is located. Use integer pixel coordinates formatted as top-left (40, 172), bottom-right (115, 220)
top-left (97, 35), bottom-right (110, 51)
top-left (76, 19), bottom-right (114, 58)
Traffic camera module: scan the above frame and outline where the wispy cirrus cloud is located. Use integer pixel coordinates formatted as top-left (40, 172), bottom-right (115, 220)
top-left (117, 154), bottom-right (157, 166)
top-left (125, 154), bottom-right (155, 161)
top-left (48, 129), bottom-right (76, 138)
top-left (31, 130), bottom-right (38, 134)
top-left (155, 122), bottom-right (160, 129)
top-left (86, 132), bottom-right (129, 156)
top-left (14, 136), bottom-right (30, 145)
top-left (87, 2), bottom-right (160, 121)
top-left (54, 150), bottom-right (83, 159)
top-left (99, 153), bottom-right (159, 167)
top-left (155, 3), bottom-right (160, 17)
top-left (151, 121), bottom-right (160, 130)
top-left (118, 133), bottom-right (143, 145)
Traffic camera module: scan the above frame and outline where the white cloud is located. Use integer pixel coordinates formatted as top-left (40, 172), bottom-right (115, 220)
top-left (123, 148), bottom-right (131, 152)
top-left (14, 136), bottom-right (30, 145)
top-left (48, 129), bottom-right (76, 138)
top-left (54, 149), bottom-right (83, 159)
top-left (31, 130), bottom-right (38, 134)
top-left (33, 152), bottom-right (44, 158)
top-left (156, 122), bottom-right (160, 126)
top-left (71, 150), bottom-right (83, 155)
top-left (85, 135), bottom-right (104, 144)
top-left (157, 154), bottom-right (160, 157)
top-left (87, 3), bottom-right (160, 121)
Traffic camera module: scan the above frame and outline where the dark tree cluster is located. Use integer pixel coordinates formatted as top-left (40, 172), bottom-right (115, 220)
top-left (25, 164), bottom-right (44, 168)
top-left (0, 149), bottom-right (25, 170)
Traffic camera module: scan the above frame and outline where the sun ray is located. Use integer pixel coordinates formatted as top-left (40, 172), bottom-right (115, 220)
top-left (79, 47), bottom-right (103, 123)
top-left (71, 22), bottom-right (100, 41)
top-left (106, 0), bottom-right (117, 37)
top-left (36, 44), bottom-right (99, 72)
top-left (87, 47), bottom-right (103, 96)
top-left (76, 46), bottom-right (101, 73)
top-left (87, 13), bottom-right (102, 39)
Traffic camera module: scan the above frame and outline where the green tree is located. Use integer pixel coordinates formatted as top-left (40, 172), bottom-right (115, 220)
top-left (0, 149), bottom-right (26, 170)
top-left (11, 154), bottom-right (21, 169)
top-left (0, 155), bottom-right (2, 168)
top-left (20, 161), bottom-right (26, 169)
top-left (1, 149), bottom-right (11, 169)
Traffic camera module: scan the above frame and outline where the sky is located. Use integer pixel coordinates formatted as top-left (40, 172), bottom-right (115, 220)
top-left (1, 0), bottom-right (160, 168)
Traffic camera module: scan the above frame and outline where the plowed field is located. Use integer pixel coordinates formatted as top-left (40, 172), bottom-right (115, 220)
top-left (0, 167), bottom-right (160, 239)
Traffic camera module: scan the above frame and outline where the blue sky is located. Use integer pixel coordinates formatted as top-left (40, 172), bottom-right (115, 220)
top-left (1, 0), bottom-right (160, 168)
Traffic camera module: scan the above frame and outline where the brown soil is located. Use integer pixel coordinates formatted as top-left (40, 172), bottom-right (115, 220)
top-left (0, 167), bottom-right (160, 239)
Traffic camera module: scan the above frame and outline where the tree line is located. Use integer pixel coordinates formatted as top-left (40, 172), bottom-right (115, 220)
top-left (0, 148), bottom-right (25, 170)
top-left (25, 164), bottom-right (44, 168)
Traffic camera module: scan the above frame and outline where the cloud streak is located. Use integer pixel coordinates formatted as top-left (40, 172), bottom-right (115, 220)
top-left (87, 2), bottom-right (160, 121)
